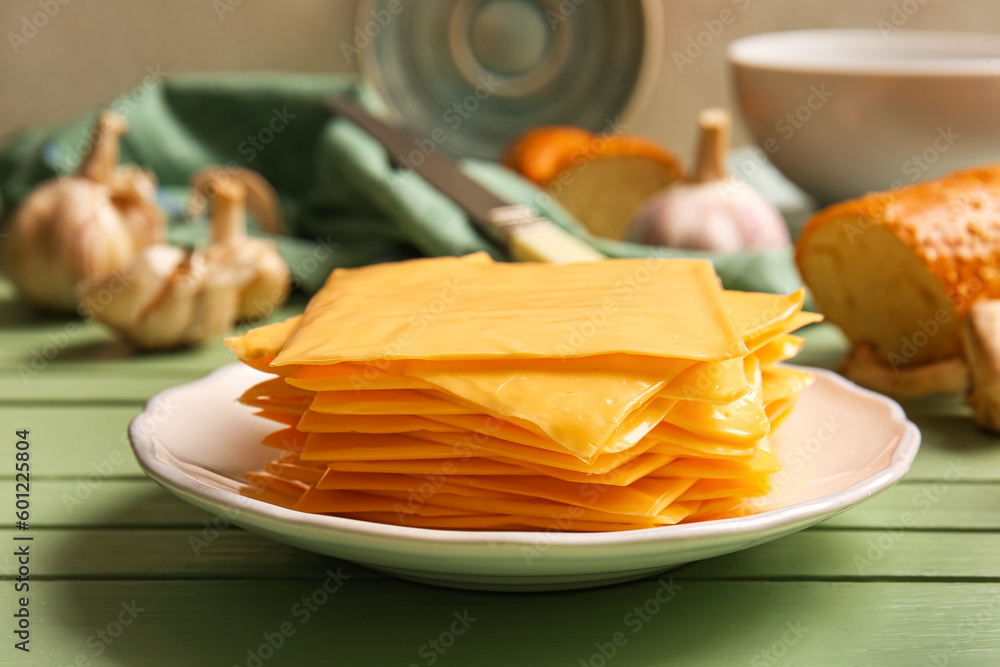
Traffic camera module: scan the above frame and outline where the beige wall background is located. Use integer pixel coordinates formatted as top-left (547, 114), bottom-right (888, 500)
top-left (0, 0), bottom-right (997, 157)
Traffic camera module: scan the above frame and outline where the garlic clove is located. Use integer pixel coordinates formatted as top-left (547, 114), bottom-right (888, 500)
top-left (237, 240), bottom-right (291, 320)
top-left (78, 244), bottom-right (187, 345)
top-left (185, 251), bottom-right (247, 343)
top-left (109, 164), bottom-right (166, 249)
top-left (131, 252), bottom-right (209, 349)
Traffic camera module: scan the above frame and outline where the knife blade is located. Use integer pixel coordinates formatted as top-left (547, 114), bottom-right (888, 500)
top-left (327, 97), bottom-right (604, 263)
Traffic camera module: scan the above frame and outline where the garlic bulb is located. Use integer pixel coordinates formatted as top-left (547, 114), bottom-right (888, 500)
top-left (3, 111), bottom-right (165, 312)
top-left (79, 168), bottom-right (291, 349)
top-left (627, 109), bottom-right (789, 252)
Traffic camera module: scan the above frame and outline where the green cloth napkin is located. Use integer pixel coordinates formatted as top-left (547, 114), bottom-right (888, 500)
top-left (0, 72), bottom-right (803, 296)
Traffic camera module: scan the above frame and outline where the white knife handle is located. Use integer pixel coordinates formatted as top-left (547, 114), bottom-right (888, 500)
top-left (487, 205), bottom-right (604, 264)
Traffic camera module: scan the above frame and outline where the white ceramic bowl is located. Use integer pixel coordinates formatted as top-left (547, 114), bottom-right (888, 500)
top-left (728, 29), bottom-right (1000, 204)
top-left (130, 363), bottom-right (919, 591)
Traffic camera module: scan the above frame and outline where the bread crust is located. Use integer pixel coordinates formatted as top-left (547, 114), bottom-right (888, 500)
top-left (502, 126), bottom-right (683, 186)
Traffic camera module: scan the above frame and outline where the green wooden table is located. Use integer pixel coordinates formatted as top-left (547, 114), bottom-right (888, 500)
top-left (3, 278), bottom-right (1000, 667)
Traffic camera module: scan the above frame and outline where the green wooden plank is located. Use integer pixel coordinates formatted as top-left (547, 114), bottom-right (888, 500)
top-left (3, 580), bottom-right (1000, 666)
top-left (0, 331), bottom-right (245, 377)
top-left (676, 530), bottom-right (1000, 581)
top-left (823, 480), bottom-right (1000, 531)
top-left (0, 375), bottom-right (205, 403)
top-left (1, 526), bottom-right (999, 583)
top-left (907, 413), bottom-right (1000, 481)
top-left (0, 528), bottom-right (363, 582)
top-left (0, 290), bottom-right (306, 374)
top-left (0, 406), bottom-right (144, 478)
top-left (0, 479), bottom-right (206, 528)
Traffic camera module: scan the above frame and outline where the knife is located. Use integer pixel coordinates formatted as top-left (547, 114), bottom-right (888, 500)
top-left (327, 98), bottom-right (604, 263)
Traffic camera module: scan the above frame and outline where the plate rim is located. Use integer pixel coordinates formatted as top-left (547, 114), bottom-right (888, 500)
top-left (130, 362), bottom-right (920, 550)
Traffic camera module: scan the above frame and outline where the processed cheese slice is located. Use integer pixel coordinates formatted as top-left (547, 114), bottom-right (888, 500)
top-left (274, 254), bottom-right (747, 365)
top-left (370, 490), bottom-right (695, 527)
top-left (412, 431), bottom-right (660, 474)
top-left (310, 389), bottom-right (480, 415)
top-left (261, 428), bottom-right (308, 452)
top-left (325, 458), bottom-right (528, 476)
top-left (678, 477), bottom-right (771, 501)
top-left (296, 412), bottom-right (467, 434)
top-left (287, 363), bottom-right (435, 392)
top-left (440, 474), bottom-right (697, 517)
top-left (650, 450), bottom-right (780, 480)
top-left (762, 366), bottom-right (815, 405)
top-left (337, 511), bottom-right (673, 532)
top-left (665, 356), bottom-right (769, 444)
top-left (301, 432), bottom-right (485, 461)
top-left (755, 335), bottom-right (805, 367)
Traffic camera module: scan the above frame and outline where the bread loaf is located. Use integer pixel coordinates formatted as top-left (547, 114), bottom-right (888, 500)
top-left (796, 166), bottom-right (1000, 369)
top-left (503, 126), bottom-right (682, 240)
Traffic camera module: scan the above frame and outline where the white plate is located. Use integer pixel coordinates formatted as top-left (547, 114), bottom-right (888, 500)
top-left (129, 363), bottom-right (919, 591)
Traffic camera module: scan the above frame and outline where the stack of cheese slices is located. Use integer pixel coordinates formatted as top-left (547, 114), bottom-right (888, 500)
top-left (225, 253), bottom-right (820, 531)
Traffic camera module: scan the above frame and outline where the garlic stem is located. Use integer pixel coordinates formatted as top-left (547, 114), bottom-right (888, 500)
top-left (692, 108), bottom-right (730, 184)
top-left (77, 111), bottom-right (127, 185)
top-left (190, 167), bottom-right (285, 235)
top-left (210, 182), bottom-right (248, 244)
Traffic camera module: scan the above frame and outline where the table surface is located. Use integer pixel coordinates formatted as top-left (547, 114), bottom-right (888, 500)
top-left (2, 278), bottom-right (1000, 667)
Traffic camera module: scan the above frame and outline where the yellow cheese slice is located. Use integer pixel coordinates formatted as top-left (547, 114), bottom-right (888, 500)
top-left (336, 511), bottom-right (664, 532)
top-left (762, 365), bottom-right (815, 405)
top-left (226, 315), bottom-right (301, 360)
top-left (724, 289), bottom-right (821, 349)
top-left (241, 377), bottom-right (313, 401)
top-left (274, 254), bottom-right (747, 365)
top-left (244, 472), bottom-right (309, 500)
top-left (664, 355), bottom-right (770, 444)
top-left (647, 423), bottom-right (759, 459)
top-left (293, 488), bottom-right (485, 515)
top-left (310, 389), bottom-right (479, 415)
top-left (296, 412), bottom-right (467, 434)
top-left (649, 450), bottom-right (780, 480)
top-left (755, 335), bottom-right (805, 367)
top-left (682, 497), bottom-right (751, 522)
top-left (286, 363), bottom-right (435, 392)
top-left (261, 428), bottom-right (308, 452)
top-left (678, 477), bottom-right (772, 502)
top-left (766, 397), bottom-right (800, 431)
top-left (440, 474), bottom-right (697, 517)
top-left (412, 430), bottom-right (660, 474)
top-left (253, 409), bottom-right (303, 427)
top-left (264, 460), bottom-right (325, 484)
top-left (241, 484), bottom-right (302, 510)
top-left (507, 453), bottom-right (677, 487)
top-left (325, 458), bottom-right (528, 476)
top-left (301, 432), bottom-right (486, 461)
top-left (370, 490), bottom-right (694, 527)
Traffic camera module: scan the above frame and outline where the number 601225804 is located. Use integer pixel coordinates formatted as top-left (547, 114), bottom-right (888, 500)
top-left (15, 429), bottom-right (29, 525)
